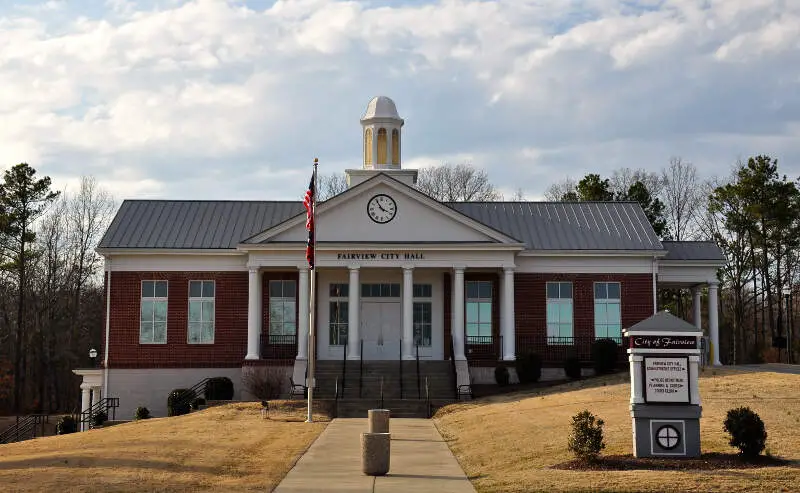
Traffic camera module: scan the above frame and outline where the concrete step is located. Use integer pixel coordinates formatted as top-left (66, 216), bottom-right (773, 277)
top-left (335, 399), bottom-right (447, 419)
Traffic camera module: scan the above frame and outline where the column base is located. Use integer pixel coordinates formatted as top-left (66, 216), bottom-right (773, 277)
top-left (244, 354), bottom-right (260, 361)
top-left (502, 355), bottom-right (516, 361)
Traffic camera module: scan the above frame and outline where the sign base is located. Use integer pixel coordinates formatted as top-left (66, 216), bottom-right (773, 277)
top-left (631, 404), bottom-right (701, 458)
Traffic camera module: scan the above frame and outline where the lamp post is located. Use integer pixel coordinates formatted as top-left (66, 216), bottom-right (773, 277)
top-left (782, 287), bottom-right (791, 364)
top-left (89, 348), bottom-right (98, 368)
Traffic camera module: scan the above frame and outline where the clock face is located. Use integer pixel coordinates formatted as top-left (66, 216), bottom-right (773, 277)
top-left (367, 194), bottom-right (397, 224)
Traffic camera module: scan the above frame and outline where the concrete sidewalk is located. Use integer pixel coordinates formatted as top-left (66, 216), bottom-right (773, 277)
top-left (273, 418), bottom-right (476, 493)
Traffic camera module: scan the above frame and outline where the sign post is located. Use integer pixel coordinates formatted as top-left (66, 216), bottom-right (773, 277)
top-left (624, 311), bottom-right (703, 458)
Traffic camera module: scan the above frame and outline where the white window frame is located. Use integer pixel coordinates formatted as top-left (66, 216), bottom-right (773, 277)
top-left (546, 281), bottom-right (573, 344)
top-left (269, 280), bottom-right (297, 344)
top-left (594, 281), bottom-right (622, 339)
top-left (188, 280), bottom-right (215, 344)
top-left (466, 280), bottom-right (493, 343)
top-left (140, 280), bottom-right (168, 344)
top-left (413, 283), bottom-right (433, 347)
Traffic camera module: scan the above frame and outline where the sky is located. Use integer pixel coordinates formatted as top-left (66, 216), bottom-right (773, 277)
top-left (1, 0), bottom-right (798, 201)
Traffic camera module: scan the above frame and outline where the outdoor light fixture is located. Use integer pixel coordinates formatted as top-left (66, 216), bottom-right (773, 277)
top-left (89, 348), bottom-right (98, 368)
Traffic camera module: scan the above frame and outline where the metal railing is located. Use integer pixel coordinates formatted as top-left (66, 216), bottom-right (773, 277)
top-left (169, 379), bottom-right (208, 415)
top-left (359, 339), bottom-right (364, 398)
top-left (415, 342), bottom-right (421, 399)
top-left (341, 335), bottom-right (348, 399)
top-left (260, 334), bottom-right (297, 359)
top-left (465, 335), bottom-right (503, 361)
top-left (425, 377), bottom-right (431, 419)
top-left (398, 340), bottom-right (403, 399)
top-left (81, 397), bottom-right (120, 429)
top-left (0, 414), bottom-right (49, 444)
top-left (516, 336), bottom-right (626, 365)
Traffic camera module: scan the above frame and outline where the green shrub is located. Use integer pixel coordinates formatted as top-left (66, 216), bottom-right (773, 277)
top-left (515, 352), bottom-right (542, 383)
top-left (191, 397), bottom-right (207, 410)
top-left (92, 410), bottom-right (108, 427)
top-left (568, 410), bottom-right (605, 462)
top-left (591, 339), bottom-right (619, 375)
top-left (494, 365), bottom-right (510, 386)
top-left (564, 356), bottom-right (582, 380)
top-left (205, 377), bottom-right (235, 400)
top-left (134, 406), bottom-right (151, 420)
top-left (167, 388), bottom-right (196, 417)
top-left (724, 407), bottom-right (767, 458)
top-left (56, 415), bottom-right (78, 435)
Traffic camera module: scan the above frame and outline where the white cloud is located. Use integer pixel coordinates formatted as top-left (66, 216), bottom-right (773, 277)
top-left (0, 0), bottom-right (799, 203)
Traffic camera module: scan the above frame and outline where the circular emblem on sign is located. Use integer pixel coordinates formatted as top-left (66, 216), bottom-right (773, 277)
top-left (656, 425), bottom-right (681, 450)
top-left (367, 194), bottom-right (397, 224)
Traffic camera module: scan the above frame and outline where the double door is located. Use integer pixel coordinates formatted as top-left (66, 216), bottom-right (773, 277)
top-left (360, 301), bottom-right (401, 360)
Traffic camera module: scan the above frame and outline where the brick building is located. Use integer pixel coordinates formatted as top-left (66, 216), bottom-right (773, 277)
top-left (74, 96), bottom-right (725, 419)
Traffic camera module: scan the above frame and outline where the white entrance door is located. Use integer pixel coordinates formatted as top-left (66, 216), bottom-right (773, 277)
top-left (361, 301), bottom-right (402, 360)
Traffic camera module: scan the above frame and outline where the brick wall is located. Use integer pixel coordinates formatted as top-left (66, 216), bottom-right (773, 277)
top-left (514, 273), bottom-right (653, 340)
top-left (106, 271), bottom-right (249, 368)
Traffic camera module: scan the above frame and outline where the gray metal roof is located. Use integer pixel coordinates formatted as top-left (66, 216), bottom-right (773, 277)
top-left (625, 310), bottom-right (701, 333)
top-left (662, 241), bottom-right (725, 261)
top-left (448, 201), bottom-right (663, 251)
top-left (98, 200), bottom-right (304, 249)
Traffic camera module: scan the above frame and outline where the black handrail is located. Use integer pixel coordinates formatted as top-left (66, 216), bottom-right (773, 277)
top-left (415, 342), bottom-right (421, 399)
top-left (341, 335), bottom-right (348, 399)
top-left (81, 397), bottom-right (120, 429)
top-left (449, 353), bottom-right (458, 400)
top-left (398, 339), bottom-right (403, 399)
top-left (359, 339), bottom-right (364, 398)
top-left (170, 379), bottom-right (208, 416)
top-left (0, 414), bottom-right (49, 444)
top-left (425, 377), bottom-right (431, 418)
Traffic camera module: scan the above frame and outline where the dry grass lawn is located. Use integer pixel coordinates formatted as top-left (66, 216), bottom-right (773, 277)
top-left (435, 368), bottom-right (800, 493)
top-left (0, 402), bottom-right (328, 493)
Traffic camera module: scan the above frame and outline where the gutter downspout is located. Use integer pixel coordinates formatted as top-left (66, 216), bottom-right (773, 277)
top-left (103, 257), bottom-right (111, 397)
top-left (652, 256), bottom-right (658, 314)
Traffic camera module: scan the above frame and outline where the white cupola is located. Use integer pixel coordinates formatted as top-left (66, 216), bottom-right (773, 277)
top-left (361, 96), bottom-right (403, 169)
top-left (347, 96), bottom-right (418, 188)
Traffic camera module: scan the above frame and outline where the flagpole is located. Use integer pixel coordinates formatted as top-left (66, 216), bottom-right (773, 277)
top-left (306, 158), bottom-right (318, 423)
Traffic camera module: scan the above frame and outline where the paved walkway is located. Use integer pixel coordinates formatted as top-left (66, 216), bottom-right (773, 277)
top-left (273, 418), bottom-right (476, 493)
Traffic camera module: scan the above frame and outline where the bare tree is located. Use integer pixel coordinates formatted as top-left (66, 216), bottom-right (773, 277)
top-left (544, 178), bottom-right (577, 201)
top-left (611, 167), bottom-right (666, 199)
top-left (416, 162), bottom-right (501, 202)
top-left (509, 188), bottom-right (527, 201)
top-left (317, 173), bottom-right (348, 201)
top-left (662, 157), bottom-right (703, 241)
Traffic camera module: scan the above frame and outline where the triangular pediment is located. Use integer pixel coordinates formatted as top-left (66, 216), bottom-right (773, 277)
top-left (242, 174), bottom-right (520, 246)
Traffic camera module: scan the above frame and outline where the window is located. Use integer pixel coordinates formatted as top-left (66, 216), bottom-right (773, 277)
top-left (466, 281), bottom-right (492, 342)
top-left (546, 282), bottom-right (573, 343)
top-left (188, 280), bottom-right (215, 344)
top-left (140, 280), bottom-right (167, 344)
top-left (361, 283), bottom-right (400, 298)
top-left (329, 283), bottom-right (349, 346)
top-left (595, 282), bottom-right (621, 339)
top-left (364, 128), bottom-right (373, 165)
top-left (269, 280), bottom-right (296, 344)
top-left (377, 128), bottom-right (387, 163)
top-left (391, 129), bottom-right (400, 165)
top-left (413, 284), bottom-right (432, 347)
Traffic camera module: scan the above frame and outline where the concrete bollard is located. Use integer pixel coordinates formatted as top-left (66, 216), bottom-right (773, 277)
top-left (368, 409), bottom-right (390, 433)
top-left (361, 432), bottom-right (391, 476)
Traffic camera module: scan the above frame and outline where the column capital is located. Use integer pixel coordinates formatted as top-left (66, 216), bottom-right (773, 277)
top-left (348, 264), bottom-right (360, 272)
top-left (80, 383), bottom-right (92, 391)
top-left (708, 280), bottom-right (719, 288)
top-left (297, 264), bottom-right (310, 273)
top-left (402, 264), bottom-right (414, 272)
top-left (248, 266), bottom-right (260, 274)
top-left (453, 265), bottom-right (466, 274)
top-left (503, 265), bottom-right (515, 274)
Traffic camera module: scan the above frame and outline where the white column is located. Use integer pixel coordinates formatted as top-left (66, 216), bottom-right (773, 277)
top-left (403, 266), bottom-right (414, 359)
top-left (245, 267), bottom-right (262, 360)
top-left (453, 267), bottom-right (466, 360)
top-left (709, 281), bottom-right (721, 365)
top-left (689, 355), bottom-right (701, 405)
top-left (80, 383), bottom-right (91, 432)
top-left (629, 355), bottom-right (644, 404)
top-left (297, 266), bottom-right (309, 360)
top-left (502, 267), bottom-right (516, 361)
top-left (692, 286), bottom-right (702, 330)
top-left (91, 387), bottom-right (101, 407)
top-left (348, 265), bottom-right (360, 359)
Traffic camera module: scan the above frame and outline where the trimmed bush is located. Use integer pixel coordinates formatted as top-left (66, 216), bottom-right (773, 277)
top-left (568, 410), bottom-right (605, 462)
top-left (564, 356), bottom-right (582, 380)
top-left (56, 415), bottom-right (78, 435)
top-left (515, 352), bottom-right (543, 384)
top-left (167, 388), bottom-right (196, 417)
top-left (205, 377), bottom-right (235, 401)
top-left (591, 338), bottom-right (619, 375)
top-left (494, 364), bottom-right (510, 386)
top-left (134, 406), bottom-right (151, 420)
top-left (724, 407), bottom-right (767, 458)
top-left (191, 397), bottom-right (207, 410)
top-left (93, 410), bottom-right (108, 427)
top-left (242, 367), bottom-right (286, 400)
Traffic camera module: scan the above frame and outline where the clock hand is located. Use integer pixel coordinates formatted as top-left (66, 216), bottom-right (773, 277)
top-left (377, 202), bottom-right (388, 213)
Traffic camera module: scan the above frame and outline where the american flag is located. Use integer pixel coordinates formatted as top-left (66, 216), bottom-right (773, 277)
top-left (303, 173), bottom-right (315, 269)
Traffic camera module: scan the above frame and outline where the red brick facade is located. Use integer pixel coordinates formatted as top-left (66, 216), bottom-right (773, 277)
top-left (105, 271), bottom-right (249, 368)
